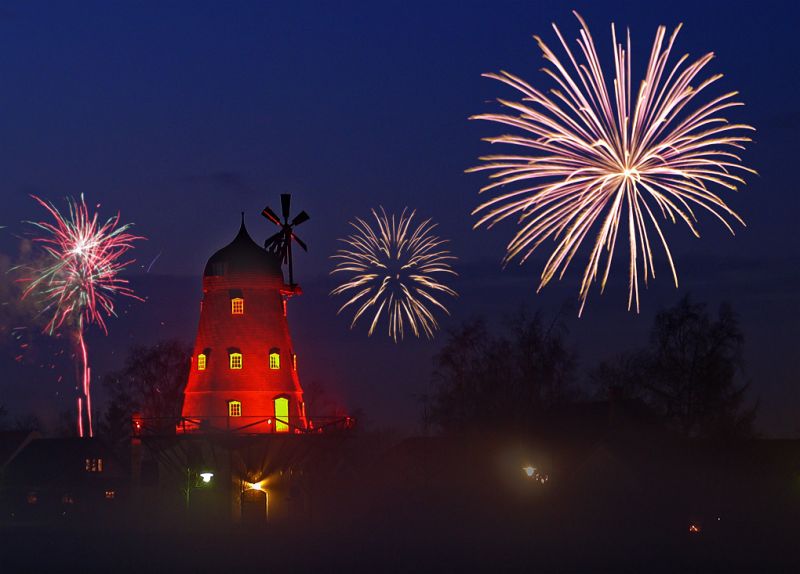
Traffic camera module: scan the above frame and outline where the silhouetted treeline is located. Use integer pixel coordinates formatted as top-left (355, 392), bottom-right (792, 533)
top-left (428, 296), bottom-right (757, 438)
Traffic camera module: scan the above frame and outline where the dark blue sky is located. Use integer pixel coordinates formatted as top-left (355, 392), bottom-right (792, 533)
top-left (1, 1), bottom-right (798, 434)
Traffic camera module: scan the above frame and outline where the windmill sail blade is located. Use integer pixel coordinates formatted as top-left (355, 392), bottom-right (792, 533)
top-left (261, 194), bottom-right (309, 285)
top-left (292, 233), bottom-right (308, 251)
top-left (261, 206), bottom-right (281, 226)
top-left (281, 194), bottom-right (291, 221)
top-left (264, 230), bottom-right (284, 249)
top-left (291, 211), bottom-right (310, 227)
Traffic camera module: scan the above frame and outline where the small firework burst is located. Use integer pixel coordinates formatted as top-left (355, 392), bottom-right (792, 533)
top-left (331, 207), bottom-right (457, 342)
top-left (17, 194), bottom-right (144, 437)
top-left (469, 12), bottom-right (755, 314)
top-left (19, 195), bottom-right (143, 334)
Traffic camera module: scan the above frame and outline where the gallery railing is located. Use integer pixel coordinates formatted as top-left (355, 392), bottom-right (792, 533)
top-left (131, 414), bottom-right (355, 437)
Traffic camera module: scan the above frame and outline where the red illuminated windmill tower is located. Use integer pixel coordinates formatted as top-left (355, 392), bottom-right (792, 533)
top-left (180, 195), bottom-right (310, 433)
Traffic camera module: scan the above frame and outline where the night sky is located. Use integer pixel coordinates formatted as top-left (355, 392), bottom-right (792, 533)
top-left (1, 1), bottom-right (798, 435)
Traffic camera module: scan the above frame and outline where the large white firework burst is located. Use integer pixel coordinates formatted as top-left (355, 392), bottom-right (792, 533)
top-left (330, 207), bottom-right (457, 342)
top-left (469, 12), bottom-right (755, 315)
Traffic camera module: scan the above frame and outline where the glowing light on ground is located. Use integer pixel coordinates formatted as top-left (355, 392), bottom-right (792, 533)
top-left (17, 195), bottom-right (144, 437)
top-left (331, 207), bottom-right (457, 342)
top-left (469, 12), bottom-right (755, 314)
top-left (522, 464), bottom-right (549, 484)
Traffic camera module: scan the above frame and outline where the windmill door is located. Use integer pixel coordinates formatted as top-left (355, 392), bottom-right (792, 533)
top-left (241, 488), bottom-right (267, 523)
top-left (274, 397), bottom-right (289, 433)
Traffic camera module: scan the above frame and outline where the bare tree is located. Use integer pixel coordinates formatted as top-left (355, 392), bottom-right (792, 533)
top-left (99, 339), bottom-right (191, 445)
top-left (428, 309), bottom-right (576, 435)
top-left (592, 295), bottom-right (757, 437)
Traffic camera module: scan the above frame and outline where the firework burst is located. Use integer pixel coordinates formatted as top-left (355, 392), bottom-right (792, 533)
top-left (18, 195), bottom-right (144, 437)
top-left (331, 207), bottom-right (457, 342)
top-left (469, 12), bottom-right (755, 314)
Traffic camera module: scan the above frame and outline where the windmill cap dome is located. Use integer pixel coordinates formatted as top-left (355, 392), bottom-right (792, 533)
top-left (204, 218), bottom-right (284, 278)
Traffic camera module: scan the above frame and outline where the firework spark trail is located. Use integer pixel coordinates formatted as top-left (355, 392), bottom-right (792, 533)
top-left (17, 195), bottom-right (144, 437)
top-left (468, 12), bottom-right (755, 315)
top-left (331, 207), bottom-right (457, 342)
top-left (145, 250), bottom-right (162, 273)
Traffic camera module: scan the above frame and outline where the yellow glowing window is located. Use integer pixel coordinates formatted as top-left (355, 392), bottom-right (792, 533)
top-left (197, 354), bottom-right (207, 371)
top-left (231, 298), bottom-right (244, 315)
top-left (292, 353), bottom-right (297, 371)
top-left (274, 397), bottom-right (289, 433)
top-left (228, 400), bottom-right (242, 417)
top-left (269, 351), bottom-right (280, 370)
top-left (85, 458), bottom-right (103, 473)
top-left (230, 353), bottom-right (243, 370)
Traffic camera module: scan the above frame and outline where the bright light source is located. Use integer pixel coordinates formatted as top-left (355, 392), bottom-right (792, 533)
top-left (246, 480), bottom-right (265, 491)
top-left (522, 465), bottom-right (550, 485)
top-left (200, 472), bottom-right (214, 484)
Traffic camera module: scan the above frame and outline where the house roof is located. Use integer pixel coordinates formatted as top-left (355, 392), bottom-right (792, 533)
top-left (3, 437), bottom-right (126, 486)
top-left (0, 430), bottom-right (39, 470)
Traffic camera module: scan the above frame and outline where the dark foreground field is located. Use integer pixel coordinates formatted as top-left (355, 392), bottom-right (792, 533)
top-left (4, 433), bottom-right (800, 572)
top-left (0, 482), bottom-right (800, 574)
top-left (1, 504), bottom-right (799, 573)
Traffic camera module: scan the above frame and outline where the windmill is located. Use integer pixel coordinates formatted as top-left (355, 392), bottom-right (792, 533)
top-left (262, 194), bottom-right (309, 286)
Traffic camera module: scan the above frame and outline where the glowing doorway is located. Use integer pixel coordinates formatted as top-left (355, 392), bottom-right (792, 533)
top-left (274, 397), bottom-right (289, 433)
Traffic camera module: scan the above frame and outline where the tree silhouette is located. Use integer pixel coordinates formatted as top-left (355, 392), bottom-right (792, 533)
top-left (593, 295), bottom-right (757, 437)
top-left (428, 309), bottom-right (576, 435)
top-left (99, 339), bottom-right (191, 445)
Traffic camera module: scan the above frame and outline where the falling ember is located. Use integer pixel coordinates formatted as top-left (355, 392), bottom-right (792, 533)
top-left (330, 207), bottom-right (457, 342)
top-left (17, 194), bottom-right (144, 437)
top-left (469, 12), bottom-right (755, 315)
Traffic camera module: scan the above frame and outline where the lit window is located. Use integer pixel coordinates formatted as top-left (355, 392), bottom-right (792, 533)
top-left (230, 353), bottom-right (243, 370)
top-left (197, 353), bottom-right (207, 370)
top-left (62, 494), bottom-right (75, 505)
top-left (274, 397), bottom-right (289, 433)
top-left (228, 400), bottom-right (242, 417)
top-left (27, 492), bottom-right (38, 505)
top-left (85, 458), bottom-right (103, 472)
top-left (269, 350), bottom-right (280, 370)
top-left (105, 490), bottom-right (115, 500)
top-left (231, 297), bottom-right (244, 315)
